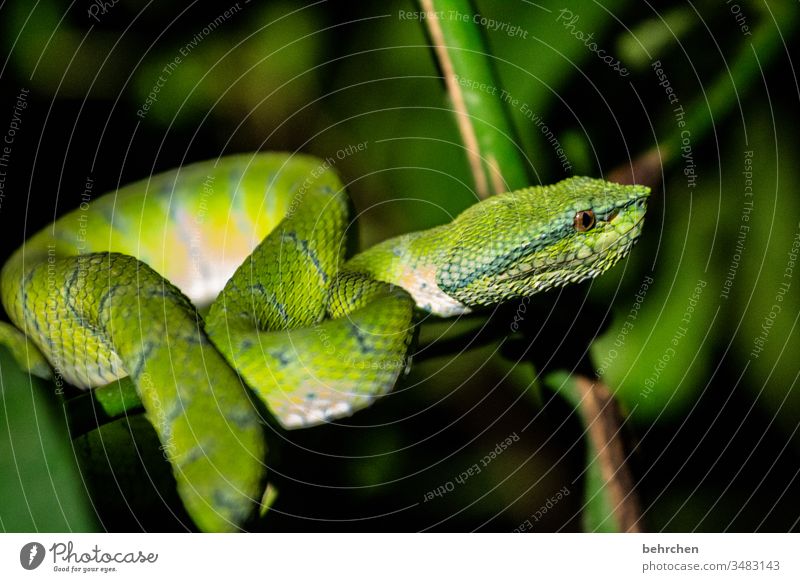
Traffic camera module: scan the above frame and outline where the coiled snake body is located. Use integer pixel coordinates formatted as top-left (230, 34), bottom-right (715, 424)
top-left (0, 153), bottom-right (649, 531)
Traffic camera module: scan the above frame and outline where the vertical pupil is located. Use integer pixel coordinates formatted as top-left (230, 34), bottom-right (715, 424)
top-left (575, 210), bottom-right (595, 231)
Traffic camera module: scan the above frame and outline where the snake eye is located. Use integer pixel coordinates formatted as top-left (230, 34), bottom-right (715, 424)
top-left (574, 210), bottom-right (596, 232)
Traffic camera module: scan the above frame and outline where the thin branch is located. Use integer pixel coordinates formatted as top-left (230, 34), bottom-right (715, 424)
top-left (422, 0), bottom-right (488, 196)
top-left (418, 0), bottom-right (529, 197)
top-left (574, 375), bottom-right (642, 532)
top-left (607, 146), bottom-right (663, 189)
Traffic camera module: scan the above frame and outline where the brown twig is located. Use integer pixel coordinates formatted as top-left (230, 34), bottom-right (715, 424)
top-left (575, 375), bottom-right (643, 532)
top-left (418, 0), bottom-right (529, 197)
top-left (420, 0), bottom-right (489, 197)
top-left (607, 146), bottom-right (664, 189)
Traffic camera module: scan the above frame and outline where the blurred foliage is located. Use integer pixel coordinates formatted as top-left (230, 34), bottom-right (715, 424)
top-left (0, 348), bottom-right (97, 531)
top-left (1, 0), bottom-right (799, 531)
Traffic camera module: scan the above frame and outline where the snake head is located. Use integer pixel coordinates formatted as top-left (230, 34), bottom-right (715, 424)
top-left (438, 177), bottom-right (650, 307)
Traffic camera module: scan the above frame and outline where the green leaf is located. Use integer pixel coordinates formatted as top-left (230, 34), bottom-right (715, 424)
top-left (0, 347), bottom-right (97, 531)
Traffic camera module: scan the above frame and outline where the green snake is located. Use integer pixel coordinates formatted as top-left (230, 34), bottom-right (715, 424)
top-left (0, 153), bottom-right (649, 531)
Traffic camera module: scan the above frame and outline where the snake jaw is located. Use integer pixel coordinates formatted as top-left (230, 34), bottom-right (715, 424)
top-left (396, 264), bottom-right (471, 317)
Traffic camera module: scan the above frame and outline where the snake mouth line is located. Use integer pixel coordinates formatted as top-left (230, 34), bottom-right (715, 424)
top-left (610, 196), bottom-right (647, 220)
top-left (497, 202), bottom-right (648, 283)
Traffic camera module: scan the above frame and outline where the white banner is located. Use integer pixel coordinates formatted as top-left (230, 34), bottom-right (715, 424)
top-left (0, 533), bottom-right (797, 580)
